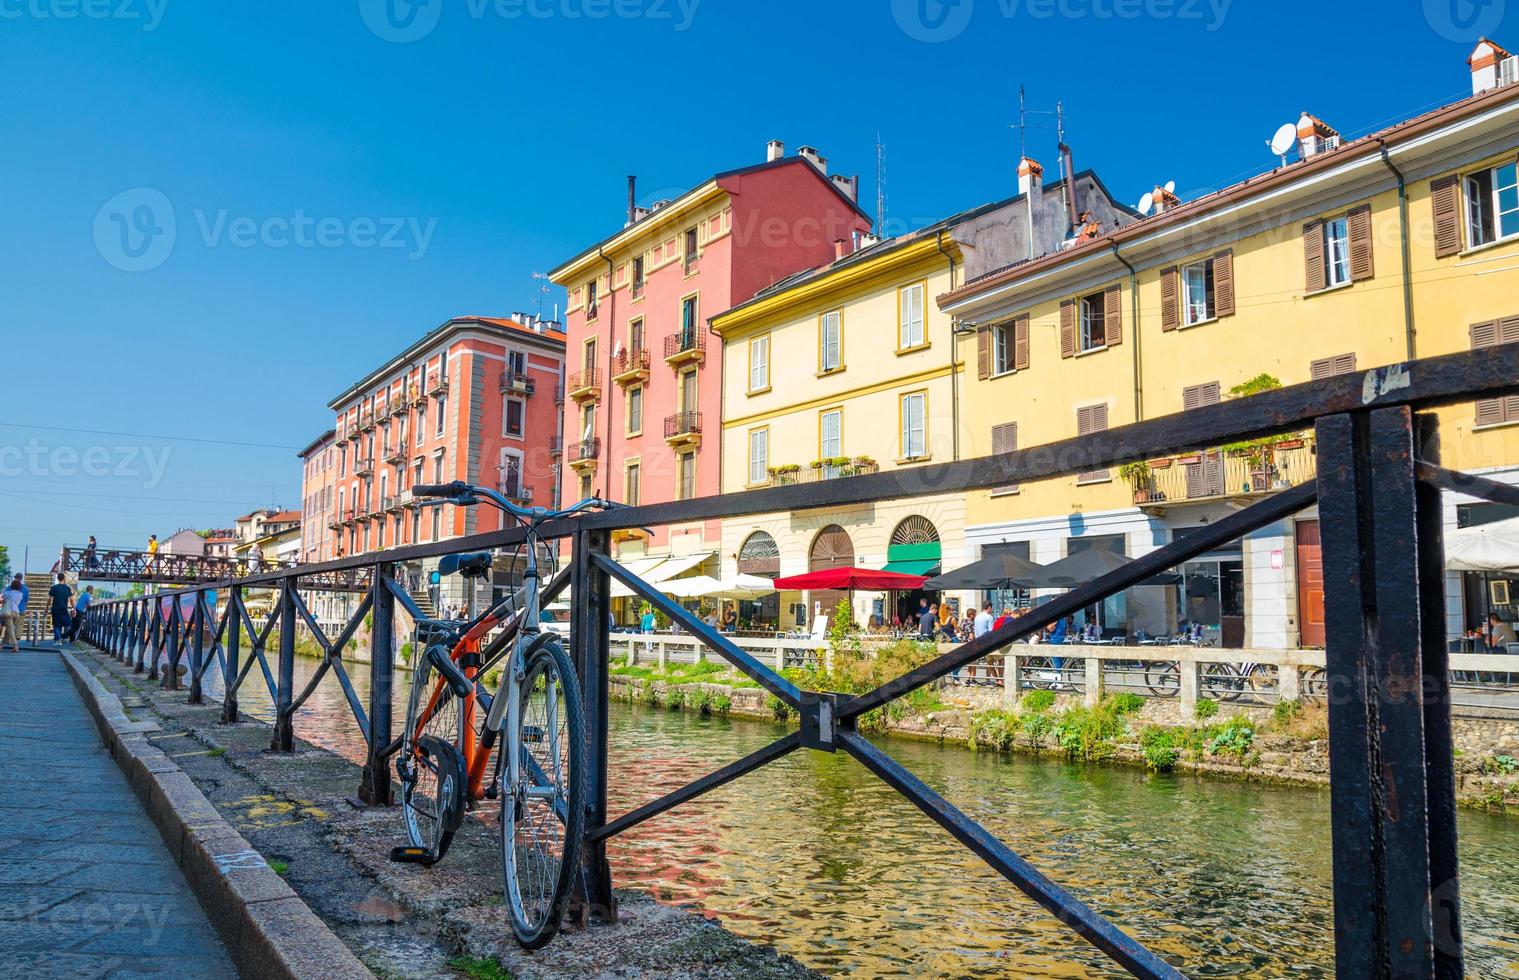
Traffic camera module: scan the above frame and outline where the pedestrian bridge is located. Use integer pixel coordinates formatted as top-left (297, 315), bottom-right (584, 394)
top-left (59, 543), bottom-right (368, 592)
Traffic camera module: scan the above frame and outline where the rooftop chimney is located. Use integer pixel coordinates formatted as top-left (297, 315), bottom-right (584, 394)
top-left (1296, 112), bottom-right (1341, 158)
top-left (1470, 37), bottom-right (1515, 94)
top-left (766, 139), bottom-right (785, 162)
top-left (1058, 143), bottom-right (1079, 237)
top-left (1151, 184), bottom-right (1181, 214)
top-left (834, 238), bottom-right (852, 260)
top-left (829, 173), bottom-right (859, 202)
top-left (1017, 157), bottom-right (1044, 197)
top-left (626, 175), bottom-right (637, 226)
top-left (797, 145), bottom-right (826, 174)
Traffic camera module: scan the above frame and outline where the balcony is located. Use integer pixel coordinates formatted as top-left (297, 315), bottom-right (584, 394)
top-left (357, 411), bottom-right (375, 432)
top-left (1129, 438), bottom-right (1316, 510)
top-left (498, 481), bottom-right (533, 504)
top-left (354, 457), bottom-right (375, 478)
top-left (765, 458), bottom-right (879, 486)
top-left (383, 444), bottom-right (405, 465)
top-left (387, 398), bottom-right (410, 418)
top-left (664, 411), bottom-right (702, 447)
top-left (383, 495), bottom-right (404, 513)
top-left (664, 329), bottom-right (706, 366)
top-left (425, 373), bottom-right (449, 396)
top-left (567, 368), bottom-right (601, 402)
top-left (549, 436), bottom-right (563, 458)
top-left (499, 370), bottom-right (536, 395)
top-left (567, 437), bottom-right (600, 469)
top-left (612, 347), bottom-right (650, 385)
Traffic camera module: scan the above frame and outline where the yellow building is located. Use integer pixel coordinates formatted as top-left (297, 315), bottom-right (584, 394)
top-left (939, 45), bottom-right (1519, 648)
top-left (711, 169), bottom-right (1136, 630)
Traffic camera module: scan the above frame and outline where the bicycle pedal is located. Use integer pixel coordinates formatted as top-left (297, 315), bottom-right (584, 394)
top-left (389, 846), bottom-right (434, 865)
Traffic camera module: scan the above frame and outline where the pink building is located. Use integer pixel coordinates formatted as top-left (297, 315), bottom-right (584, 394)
top-left (314, 314), bottom-right (566, 566)
top-left (549, 142), bottom-right (872, 569)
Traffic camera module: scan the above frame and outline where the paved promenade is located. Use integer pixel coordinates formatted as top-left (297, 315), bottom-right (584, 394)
top-left (0, 651), bottom-right (236, 978)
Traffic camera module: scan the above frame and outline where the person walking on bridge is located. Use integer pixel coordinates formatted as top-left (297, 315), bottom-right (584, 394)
top-left (1, 578), bottom-right (23, 652)
top-left (145, 534), bottom-right (159, 574)
top-left (83, 535), bottom-right (98, 571)
top-left (48, 573), bottom-right (73, 644)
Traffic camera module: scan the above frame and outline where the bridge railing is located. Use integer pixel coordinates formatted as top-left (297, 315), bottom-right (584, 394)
top-left (77, 346), bottom-right (1519, 980)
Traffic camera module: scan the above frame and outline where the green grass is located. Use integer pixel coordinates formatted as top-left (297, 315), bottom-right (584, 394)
top-left (207, 747), bottom-right (226, 758)
top-left (267, 859), bottom-right (288, 876)
top-left (447, 956), bottom-right (513, 980)
top-left (1193, 697), bottom-right (1219, 719)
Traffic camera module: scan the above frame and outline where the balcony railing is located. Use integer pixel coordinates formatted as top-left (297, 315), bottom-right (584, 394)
top-left (567, 369), bottom-right (601, 401)
top-left (383, 445), bottom-right (405, 464)
top-left (499, 370), bottom-right (536, 395)
top-left (568, 437), bottom-right (600, 463)
top-left (1131, 438), bottom-right (1316, 506)
top-left (766, 459), bottom-right (880, 486)
top-left (612, 347), bottom-right (650, 384)
top-left (664, 329), bottom-right (705, 365)
top-left (498, 482), bottom-right (533, 503)
top-left (354, 457), bottom-right (375, 478)
top-left (664, 411), bottom-right (702, 445)
top-left (426, 373), bottom-right (449, 396)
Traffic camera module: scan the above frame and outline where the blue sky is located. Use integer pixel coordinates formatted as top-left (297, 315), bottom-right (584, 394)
top-left (0, 0), bottom-right (1511, 569)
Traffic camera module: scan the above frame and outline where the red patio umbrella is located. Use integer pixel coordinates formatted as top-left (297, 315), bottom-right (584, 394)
top-left (771, 567), bottom-right (930, 591)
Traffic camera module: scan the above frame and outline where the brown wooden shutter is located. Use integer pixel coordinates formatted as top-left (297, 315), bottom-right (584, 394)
top-left (1183, 382), bottom-right (1221, 411)
top-left (1104, 283), bottom-right (1123, 347)
top-left (1431, 175), bottom-right (1462, 258)
top-left (1076, 404), bottom-right (1109, 483)
top-left (1213, 250), bottom-right (1236, 317)
top-left (1310, 353), bottom-right (1357, 379)
top-left (1348, 205), bottom-right (1374, 281)
top-left (1471, 320), bottom-right (1509, 424)
top-left (1013, 314), bottom-right (1030, 371)
top-left (1160, 266), bottom-right (1179, 331)
top-left (977, 326), bottom-right (991, 380)
top-left (1304, 221), bottom-right (1326, 293)
top-left (1060, 300), bottom-right (1075, 358)
top-left (991, 422), bottom-right (1019, 494)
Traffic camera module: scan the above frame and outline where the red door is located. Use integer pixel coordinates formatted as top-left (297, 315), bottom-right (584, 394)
top-left (1296, 520), bottom-right (1325, 648)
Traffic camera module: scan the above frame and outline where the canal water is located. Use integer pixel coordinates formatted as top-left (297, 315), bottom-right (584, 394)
top-left (201, 656), bottom-right (1519, 978)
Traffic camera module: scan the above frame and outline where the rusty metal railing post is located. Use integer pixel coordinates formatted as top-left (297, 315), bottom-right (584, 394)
top-left (271, 579), bottom-right (297, 752)
top-left (223, 587), bottom-right (242, 724)
top-left (187, 591), bottom-right (205, 704)
top-left (145, 600), bottom-right (160, 679)
top-left (572, 529), bottom-right (616, 923)
top-left (361, 561), bottom-right (395, 805)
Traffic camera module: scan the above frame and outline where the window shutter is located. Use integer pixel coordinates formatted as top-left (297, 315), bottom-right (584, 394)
top-left (977, 326), bottom-right (991, 380)
top-left (1500, 315), bottom-right (1519, 345)
top-left (1471, 320), bottom-right (1505, 424)
top-left (1348, 205), bottom-right (1374, 281)
top-left (1076, 404), bottom-right (1109, 483)
top-left (1431, 175), bottom-right (1462, 258)
top-left (1333, 353), bottom-right (1357, 375)
top-left (1060, 299), bottom-right (1075, 358)
top-left (1160, 266), bottom-right (1179, 331)
top-left (1104, 283), bottom-right (1123, 346)
top-left (1013, 314), bottom-right (1030, 371)
top-left (1183, 382), bottom-right (1220, 411)
top-left (991, 422), bottom-right (1019, 494)
top-left (1304, 222), bottom-right (1326, 293)
top-left (1213, 250), bottom-right (1235, 317)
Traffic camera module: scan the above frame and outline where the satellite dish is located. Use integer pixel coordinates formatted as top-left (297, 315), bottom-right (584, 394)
top-left (1269, 123), bottom-right (1297, 156)
top-left (1136, 192), bottom-right (1153, 216)
top-left (1164, 180), bottom-right (1176, 195)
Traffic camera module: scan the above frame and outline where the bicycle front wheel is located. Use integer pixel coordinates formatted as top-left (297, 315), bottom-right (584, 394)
top-left (501, 639), bottom-right (585, 950)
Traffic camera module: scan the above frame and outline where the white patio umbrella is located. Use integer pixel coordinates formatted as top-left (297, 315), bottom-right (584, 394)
top-left (657, 574), bottom-right (777, 600)
top-left (1445, 515), bottom-right (1519, 573)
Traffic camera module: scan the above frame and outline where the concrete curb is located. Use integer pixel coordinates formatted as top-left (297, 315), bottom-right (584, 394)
top-left (61, 649), bottom-right (376, 980)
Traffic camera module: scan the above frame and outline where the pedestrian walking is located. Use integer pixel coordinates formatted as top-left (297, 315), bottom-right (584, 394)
top-left (48, 573), bottom-right (73, 643)
top-left (1, 577), bottom-right (24, 652)
top-left (145, 534), bottom-right (159, 573)
top-left (69, 586), bottom-right (94, 642)
top-left (84, 535), bottom-right (98, 570)
top-left (251, 542), bottom-right (265, 572)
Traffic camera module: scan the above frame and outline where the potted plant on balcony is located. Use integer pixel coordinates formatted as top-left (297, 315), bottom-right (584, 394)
top-left (768, 463), bottom-right (802, 486)
top-left (1119, 460), bottom-right (1155, 503)
top-left (1222, 374), bottom-right (1287, 492)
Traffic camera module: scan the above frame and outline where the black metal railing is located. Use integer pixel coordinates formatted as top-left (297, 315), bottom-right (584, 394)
top-left (663, 411), bottom-right (701, 439)
top-left (567, 368), bottom-right (600, 397)
top-left (663, 329), bottom-right (704, 361)
top-left (568, 437), bottom-right (600, 462)
top-left (613, 347), bottom-right (650, 380)
top-left (73, 346), bottom-right (1519, 980)
top-left (499, 369), bottom-right (536, 394)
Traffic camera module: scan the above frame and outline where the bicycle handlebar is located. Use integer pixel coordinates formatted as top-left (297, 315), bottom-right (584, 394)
top-left (414, 481), bottom-right (627, 523)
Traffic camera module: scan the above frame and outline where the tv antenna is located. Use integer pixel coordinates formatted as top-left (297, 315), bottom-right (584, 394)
top-left (1267, 122), bottom-right (1297, 169)
top-left (875, 132), bottom-right (886, 238)
top-left (531, 271), bottom-right (552, 320)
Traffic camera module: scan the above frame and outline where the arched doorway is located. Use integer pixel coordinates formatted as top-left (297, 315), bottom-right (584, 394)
top-left (737, 531), bottom-right (780, 628)
top-left (887, 516), bottom-right (943, 627)
top-left (807, 524), bottom-right (854, 631)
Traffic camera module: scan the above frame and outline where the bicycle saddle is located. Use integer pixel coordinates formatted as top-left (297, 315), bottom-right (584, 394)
top-left (439, 552), bottom-right (493, 578)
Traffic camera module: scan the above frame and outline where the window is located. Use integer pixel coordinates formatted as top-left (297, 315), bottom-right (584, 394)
top-left (749, 335), bottom-right (770, 392)
top-left (684, 228), bottom-right (698, 272)
top-left (500, 451), bottom-right (523, 496)
top-left (1076, 403), bottom-right (1110, 484)
top-left (680, 369), bottom-right (697, 412)
top-left (434, 396), bottom-right (446, 435)
top-left (1465, 161), bottom-right (1519, 248)
top-left (626, 386), bottom-right (643, 435)
top-left (680, 296), bottom-right (698, 343)
top-left (339, 446), bottom-right (347, 476)
top-left (820, 409), bottom-right (842, 459)
top-left (583, 337), bottom-right (597, 375)
top-left (580, 403), bottom-right (596, 441)
top-left (579, 472), bottom-right (593, 501)
top-left (898, 282), bottom-right (925, 350)
top-left (1310, 353), bottom-right (1358, 379)
top-left (415, 404), bottom-right (426, 444)
top-left (1078, 292), bottom-right (1106, 351)
top-left (631, 256), bottom-right (645, 298)
top-left (507, 350), bottom-right (526, 377)
top-left (677, 451), bottom-right (697, 500)
top-left (586, 278), bottom-right (599, 318)
top-left (1323, 217), bottom-right (1351, 287)
top-left (1182, 258), bottom-right (1216, 325)
top-left (819, 310), bottom-right (842, 372)
top-left (503, 397), bottom-right (524, 438)
top-left (625, 461), bottom-right (641, 506)
top-left (991, 422), bottom-right (1019, 495)
top-left (992, 322), bottom-right (1014, 375)
top-left (748, 428), bottom-right (769, 485)
top-left (629, 317), bottom-right (644, 353)
top-left (900, 392), bottom-right (927, 461)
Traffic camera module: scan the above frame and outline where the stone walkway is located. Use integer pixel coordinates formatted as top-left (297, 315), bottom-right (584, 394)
top-left (0, 651), bottom-right (237, 978)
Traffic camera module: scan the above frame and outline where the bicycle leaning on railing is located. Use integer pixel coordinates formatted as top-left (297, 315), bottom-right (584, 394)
top-left (388, 480), bottom-right (624, 949)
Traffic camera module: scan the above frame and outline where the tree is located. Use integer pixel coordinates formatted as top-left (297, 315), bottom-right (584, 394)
top-left (0, 545), bottom-right (9, 583)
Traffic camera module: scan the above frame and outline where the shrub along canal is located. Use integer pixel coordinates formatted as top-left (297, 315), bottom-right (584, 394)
top-left (205, 655), bottom-right (1519, 978)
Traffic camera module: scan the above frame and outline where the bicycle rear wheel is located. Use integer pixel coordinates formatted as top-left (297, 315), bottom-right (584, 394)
top-left (501, 638), bottom-right (585, 950)
top-left (1145, 662), bottom-right (1180, 698)
top-left (398, 647), bottom-right (467, 863)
